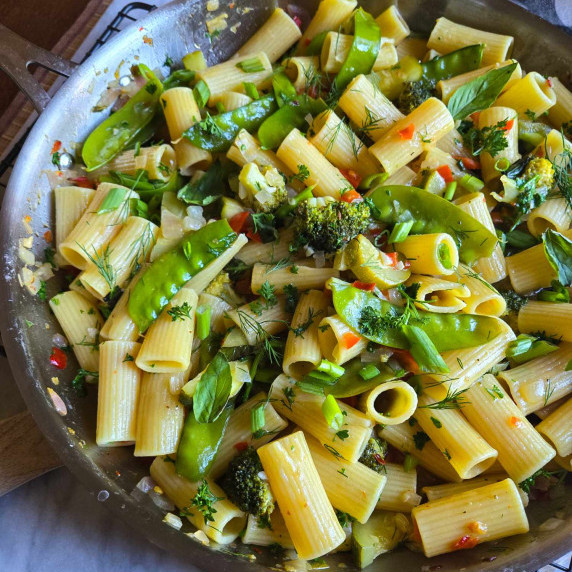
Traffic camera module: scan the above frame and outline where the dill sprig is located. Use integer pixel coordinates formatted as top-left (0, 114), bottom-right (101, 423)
top-left (419, 386), bottom-right (470, 410)
top-left (167, 302), bottom-right (193, 322)
top-left (78, 243), bottom-right (116, 292)
top-left (291, 308), bottom-right (323, 338)
top-left (235, 309), bottom-right (282, 365)
top-left (550, 133), bottom-right (572, 209)
top-left (127, 224), bottom-right (156, 278)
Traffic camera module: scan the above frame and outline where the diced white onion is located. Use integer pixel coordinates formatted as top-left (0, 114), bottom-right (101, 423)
top-left (312, 250), bottom-right (325, 268)
top-left (163, 512), bottom-right (183, 530)
top-left (183, 206), bottom-right (206, 231)
top-left (52, 333), bottom-right (68, 348)
top-left (135, 476), bottom-right (156, 493)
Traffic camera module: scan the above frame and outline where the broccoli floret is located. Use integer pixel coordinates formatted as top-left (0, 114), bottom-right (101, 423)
top-left (204, 271), bottom-right (231, 297)
top-left (523, 157), bottom-right (555, 189)
top-left (397, 78), bottom-right (436, 115)
top-left (500, 289), bottom-right (528, 313)
top-left (293, 197), bottom-right (371, 253)
top-left (359, 437), bottom-right (388, 474)
top-left (219, 447), bottom-right (274, 518)
top-left (238, 163), bottom-right (288, 213)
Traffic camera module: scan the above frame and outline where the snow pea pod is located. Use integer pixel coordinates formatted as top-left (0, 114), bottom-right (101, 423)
top-left (329, 279), bottom-right (503, 351)
top-left (183, 95), bottom-right (277, 152)
top-left (82, 65), bottom-right (163, 171)
top-left (421, 44), bottom-right (484, 82)
top-left (128, 220), bottom-right (237, 332)
top-left (367, 186), bottom-right (498, 263)
top-left (325, 358), bottom-right (398, 398)
top-left (99, 170), bottom-right (185, 200)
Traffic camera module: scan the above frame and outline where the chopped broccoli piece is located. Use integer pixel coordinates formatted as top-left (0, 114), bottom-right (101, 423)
top-left (500, 289), bottom-right (528, 313)
top-left (397, 78), bottom-right (436, 115)
top-left (293, 197), bottom-right (371, 253)
top-left (358, 437), bottom-right (388, 473)
top-left (219, 447), bottom-right (274, 518)
top-left (204, 272), bottom-right (231, 297)
top-left (238, 163), bottom-right (288, 213)
top-left (523, 157), bottom-right (555, 189)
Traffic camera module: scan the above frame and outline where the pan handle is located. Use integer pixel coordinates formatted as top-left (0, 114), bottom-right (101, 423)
top-left (0, 23), bottom-right (78, 114)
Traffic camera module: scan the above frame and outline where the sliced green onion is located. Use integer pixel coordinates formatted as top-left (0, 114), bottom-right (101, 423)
top-left (296, 380), bottom-right (326, 395)
top-left (494, 157), bottom-right (511, 172)
top-left (316, 359), bottom-right (345, 379)
top-left (506, 230), bottom-right (538, 250)
top-left (97, 187), bottom-right (127, 214)
top-left (196, 304), bottom-right (211, 340)
top-left (251, 403), bottom-right (265, 437)
top-left (444, 181), bottom-right (457, 201)
top-left (388, 220), bottom-right (414, 244)
top-left (305, 370), bottom-right (339, 384)
top-left (402, 325), bottom-right (450, 374)
top-left (236, 57), bottom-right (265, 73)
top-left (437, 242), bottom-right (453, 269)
top-left (215, 101), bottom-right (226, 113)
top-left (458, 173), bottom-right (484, 193)
top-left (506, 334), bottom-right (559, 365)
top-left (243, 82), bottom-right (260, 100)
top-left (359, 364), bottom-right (380, 380)
top-left (538, 280), bottom-right (570, 303)
top-left (359, 172), bottom-right (389, 190)
top-left (275, 186), bottom-right (315, 219)
top-left (193, 80), bottom-right (210, 108)
top-left (496, 229), bottom-right (507, 253)
top-left (321, 394), bottom-right (344, 430)
top-left (403, 454), bottom-right (418, 472)
top-left (183, 50), bottom-right (207, 71)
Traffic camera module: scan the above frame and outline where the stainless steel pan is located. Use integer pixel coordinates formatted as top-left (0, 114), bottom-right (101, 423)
top-left (0, 1), bottom-right (571, 569)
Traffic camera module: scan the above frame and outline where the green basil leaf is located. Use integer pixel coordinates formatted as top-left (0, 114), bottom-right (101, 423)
top-left (177, 160), bottom-right (229, 205)
top-left (193, 352), bottom-right (232, 423)
top-left (447, 62), bottom-right (518, 120)
top-left (97, 187), bottom-right (127, 213)
top-left (163, 69), bottom-right (196, 91)
top-left (542, 229), bottom-right (572, 286)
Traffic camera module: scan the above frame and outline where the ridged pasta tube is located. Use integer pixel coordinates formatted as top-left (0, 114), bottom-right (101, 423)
top-left (495, 72), bottom-right (557, 117)
top-left (359, 381), bottom-right (418, 425)
top-left (374, 5), bottom-right (410, 44)
top-left (536, 398), bottom-right (572, 458)
top-left (318, 314), bottom-right (368, 365)
top-left (376, 463), bottom-right (420, 512)
top-left (54, 186), bottom-right (95, 252)
top-left (396, 233), bottom-right (459, 276)
top-left (518, 301), bottom-right (572, 342)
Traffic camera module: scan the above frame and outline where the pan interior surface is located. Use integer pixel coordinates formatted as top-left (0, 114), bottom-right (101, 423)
top-left (0, 0), bottom-right (570, 570)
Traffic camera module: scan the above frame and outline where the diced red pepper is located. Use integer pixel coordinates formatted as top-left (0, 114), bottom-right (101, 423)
top-left (246, 230), bottom-right (262, 243)
top-left (386, 252), bottom-right (399, 267)
top-left (398, 123), bottom-right (415, 140)
top-left (50, 140), bottom-right (62, 154)
top-left (352, 281), bottom-right (376, 291)
top-left (43, 230), bottom-right (53, 243)
top-left (392, 348), bottom-right (420, 374)
top-left (50, 347), bottom-right (67, 370)
top-left (292, 15), bottom-right (302, 28)
top-left (304, 37), bottom-right (311, 46)
top-left (469, 112), bottom-right (480, 123)
top-left (436, 164), bottom-right (454, 183)
top-left (460, 156), bottom-right (480, 170)
top-left (234, 441), bottom-right (249, 452)
top-left (341, 332), bottom-right (361, 349)
top-left (509, 415), bottom-right (524, 428)
top-left (501, 119), bottom-right (515, 131)
top-left (69, 176), bottom-right (95, 189)
top-left (340, 168), bottom-right (362, 189)
top-left (453, 535), bottom-right (478, 550)
top-left (546, 77), bottom-right (553, 88)
top-left (340, 188), bottom-right (362, 203)
top-left (229, 211), bottom-right (250, 234)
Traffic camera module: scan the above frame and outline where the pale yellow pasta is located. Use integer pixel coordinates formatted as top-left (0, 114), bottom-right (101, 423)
top-left (555, 454), bottom-right (572, 472)
top-left (548, 77), bottom-right (572, 129)
top-left (375, 5), bottom-right (410, 44)
top-left (175, 140), bottom-right (212, 174)
top-left (271, 374), bottom-right (372, 463)
top-left (424, 318), bottom-right (515, 398)
top-left (463, 375), bottom-right (556, 482)
top-left (496, 72), bottom-right (556, 117)
top-left (276, 128), bottom-right (351, 199)
top-left (297, 0), bottom-right (357, 55)
top-left (251, 263), bottom-right (339, 294)
top-left (79, 216), bottom-right (158, 300)
top-left (506, 229), bottom-right (572, 293)
top-left (197, 51), bottom-right (272, 105)
top-left (416, 394), bottom-right (498, 479)
top-left (527, 198), bottom-right (572, 237)
top-left (395, 233), bottom-right (458, 276)
top-left (518, 301), bottom-right (572, 342)
top-left (369, 97), bottom-right (454, 175)
top-left (395, 37), bottom-right (427, 60)
top-left (406, 275), bottom-right (470, 313)
top-left (454, 193), bottom-right (507, 283)
top-left (68, 277), bottom-right (98, 305)
top-left (541, 125), bottom-right (572, 161)
top-left (412, 479), bottom-right (528, 557)
top-left (136, 288), bottom-right (197, 373)
top-left (102, 144), bottom-right (176, 181)
top-left (499, 343), bottom-right (572, 415)
top-left (360, 381), bottom-right (418, 425)
top-left (305, 432), bottom-right (386, 523)
top-left (235, 227), bottom-right (295, 265)
top-left (383, 165), bottom-right (417, 186)
top-left (257, 431), bottom-right (346, 559)
top-left (96, 341), bottom-right (141, 446)
top-left (216, 91), bottom-right (252, 111)
top-left (377, 463), bottom-right (420, 512)
top-left (49, 291), bottom-right (102, 372)
top-left (534, 396), bottom-right (568, 420)
top-left (242, 511), bottom-right (295, 549)
top-left (535, 398), bottom-right (572, 458)
top-left (283, 56), bottom-right (320, 93)
top-left (134, 370), bottom-right (187, 457)
top-left (54, 186), bottom-right (95, 252)
top-left (309, 109), bottom-right (379, 178)
top-left (150, 456), bottom-right (246, 544)
top-left (283, 290), bottom-right (330, 378)
top-left (379, 421), bottom-right (462, 482)
top-left (428, 17), bottom-right (514, 65)
top-left (317, 314), bottom-right (368, 365)
top-left (59, 183), bottom-right (137, 269)
top-left (435, 128), bottom-right (474, 159)
top-left (478, 107), bottom-right (520, 182)
top-left (437, 60), bottom-right (521, 103)
top-left (339, 74), bottom-right (404, 141)
top-left (161, 87), bottom-right (200, 139)
top-left (209, 392), bottom-right (288, 480)
top-left (419, 146), bottom-right (464, 181)
top-left (235, 8), bottom-right (301, 63)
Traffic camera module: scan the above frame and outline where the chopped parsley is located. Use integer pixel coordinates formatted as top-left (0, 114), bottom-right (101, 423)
top-left (167, 302), bottom-right (193, 322)
top-left (413, 431), bottom-right (430, 451)
top-left (459, 118), bottom-right (510, 157)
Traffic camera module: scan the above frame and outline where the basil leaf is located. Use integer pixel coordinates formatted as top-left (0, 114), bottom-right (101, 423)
top-left (163, 69), bottom-right (196, 91)
top-left (193, 352), bottom-right (232, 423)
top-left (177, 160), bottom-right (229, 205)
top-left (97, 187), bottom-right (127, 213)
top-left (447, 62), bottom-right (518, 120)
top-left (542, 229), bottom-right (572, 286)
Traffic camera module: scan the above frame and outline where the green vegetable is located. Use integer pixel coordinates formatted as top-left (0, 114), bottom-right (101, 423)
top-left (402, 324), bottom-right (450, 373)
top-left (358, 437), bottom-right (388, 473)
top-left (97, 187), bottom-right (127, 214)
top-left (250, 403), bottom-right (265, 437)
top-left (243, 82), bottom-right (260, 100)
top-left (397, 78), bottom-right (436, 115)
top-left (128, 220), bottom-right (237, 332)
top-left (506, 229), bottom-right (539, 250)
top-left (163, 69), bottom-right (195, 90)
top-left (518, 120), bottom-right (551, 149)
top-left (272, 71), bottom-right (297, 107)
top-left (193, 80), bottom-right (210, 108)
top-left (101, 169), bottom-right (184, 200)
top-left (82, 65), bottom-right (163, 171)
top-left (458, 173), bottom-right (485, 193)
top-left (193, 352), bottom-right (232, 423)
top-left (305, 31), bottom-right (328, 56)
top-left (236, 56), bottom-right (265, 73)
top-left (367, 186), bottom-right (498, 263)
top-left (538, 280), bottom-right (570, 303)
top-left (444, 181), bottom-right (457, 201)
top-left (238, 163), bottom-right (288, 212)
top-left (331, 8), bottom-right (381, 95)
top-left (458, 117), bottom-right (511, 157)
top-left (196, 305), bottom-right (211, 340)
top-left (330, 278), bottom-right (503, 351)
top-left (500, 289), bottom-right (528, 313)
top-left (322, 394), bottom-right (344, 429)
top-left (274, 187), bottom-right (314, 219)
top-left (543, 229), bottom-right (572, 286)
top-left (421, 44), bottom-right (484, 81)
top-left (403, 454), bottom-right (418, 472)
top-left (257, 95), bottom-right (328, 149)
top-left (177, 160), bottom-right (231, 205)
top-left (324, 358), bottom-right (397, 398)
top-left (388, 220), bottom-right (414, 243)
top-left (220, 446), bottom-right (274, 518)
top-left (183, 95), bottom-right (277, 152)
top-left (506, 334), bottom-right (559, 366)
top-left (447, 62), bottom-right (518, 120)
top-left (359, 364), bottom-right (380, 380)
top-left (175, 403), bottom-right (231, 482)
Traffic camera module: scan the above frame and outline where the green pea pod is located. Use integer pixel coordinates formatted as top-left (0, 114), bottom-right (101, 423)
top-left (258, 95), bottom-right (328, 149)
top-left (273, 72), bottom-right (298, 107)
top-left (128, 220), bottom-right (237, 332)
top-left (325, 358), bottom-right (398, 398)
top-left (367, 186), bottom-right (498, 263)
top-left (82, 65), bottom-right (163, 171)
top-left (306, 31), bottom-right (328, 56)
top-left (330, 278), bottom-right (503, 351)
top-left (175, 403), bottom-right (232, 482)
top-left (183, 95), bottom-right (277, 152)
top-left (100, 170), bottom-right (185, 200)
top-left (421, 44), bottom-right (484, 82)
top-left (332, 8), bottom-right (381, 94)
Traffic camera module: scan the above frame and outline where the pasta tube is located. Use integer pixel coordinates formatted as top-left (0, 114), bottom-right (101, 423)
top-left (536, 398), bottom-right (572, 458)
top-left (251, 263), bottom-right (339, 294)
top-left (495, 72), bottom-right (557, 117)
top-left (318, 314), bottom-right (368, 364)
top-left (518, 301), bottom-right (572, 342)
top-left (359, 381), bottom-right (418, 425)
top-left (376, 463), bottom-right (420, 512)
top-left (54, 186), bottom-right (95, 252)
top-left (396, 233), bottom-right (458, 276)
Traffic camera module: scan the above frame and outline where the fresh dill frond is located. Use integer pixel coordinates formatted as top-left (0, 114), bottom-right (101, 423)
top-left (78, 243), bottom-right (116, 292)
top-left (167, 302), bottom-right (193, 322)
top-left (291, 308), bottom-right (323, 338)
top-left (419, 386), bottom-right (470, 410)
